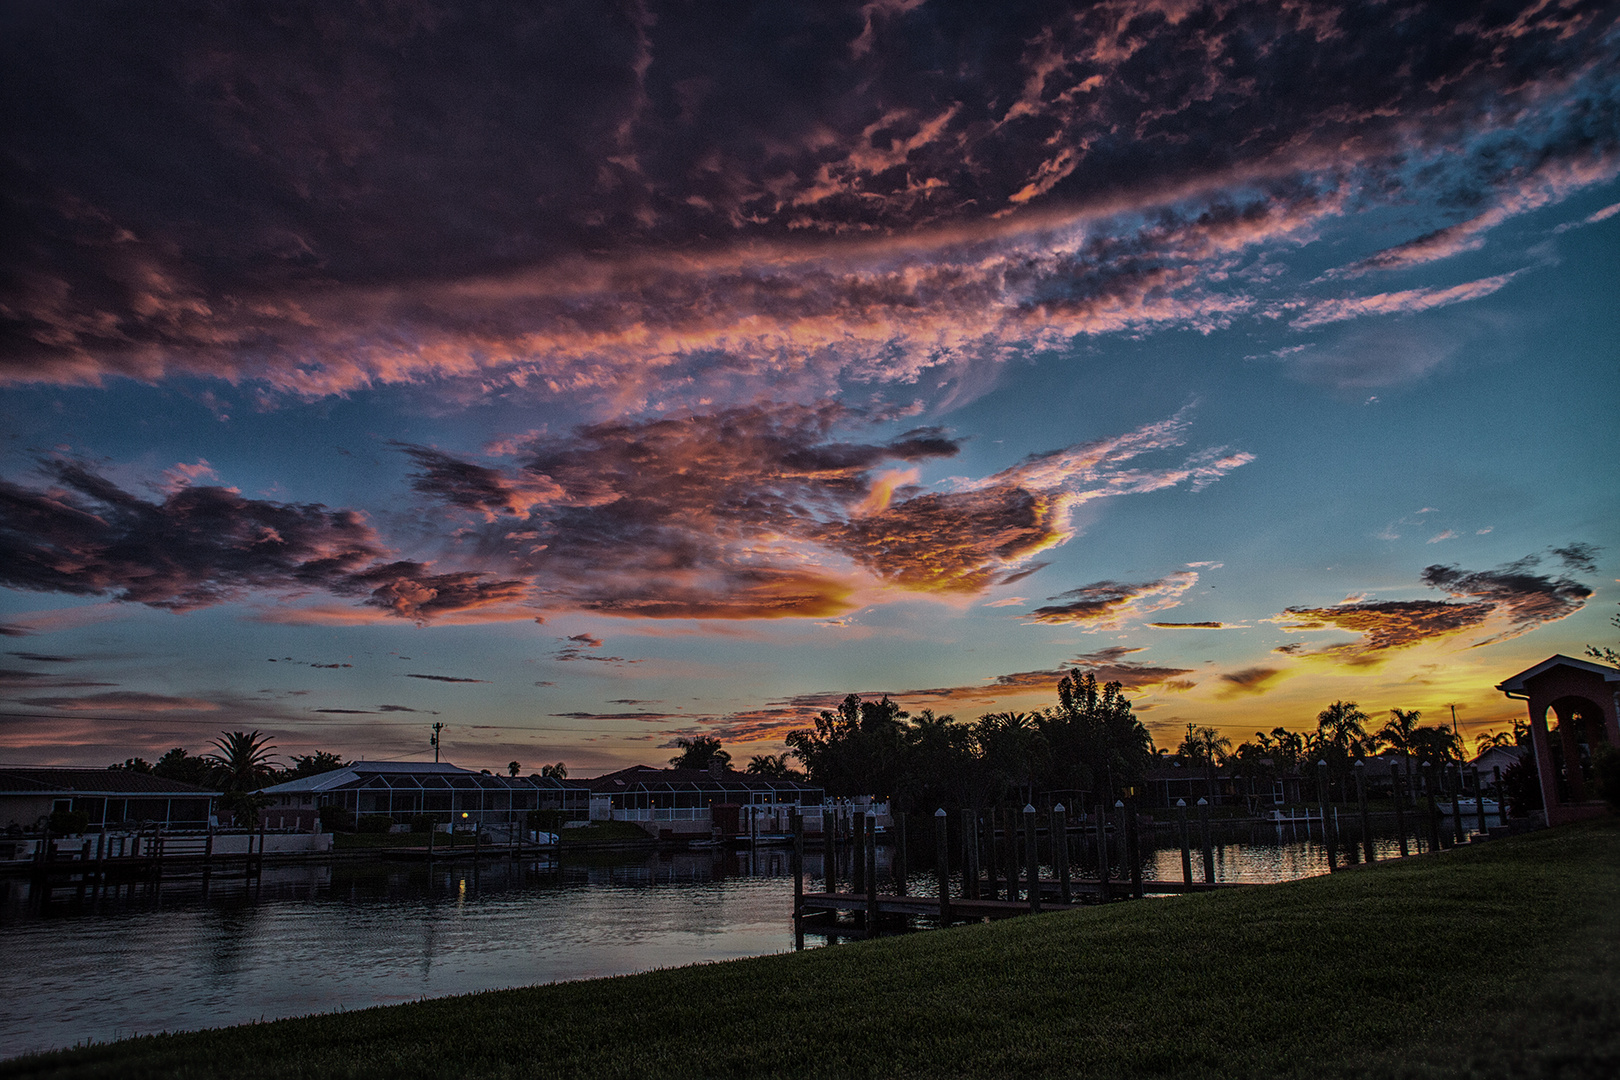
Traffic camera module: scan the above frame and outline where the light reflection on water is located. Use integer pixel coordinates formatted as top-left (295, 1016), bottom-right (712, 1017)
top-left (0, 820), bottom-right (1491, 1060)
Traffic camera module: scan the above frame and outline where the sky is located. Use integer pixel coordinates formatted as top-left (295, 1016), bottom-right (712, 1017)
top-left (2, 0), bottom-right (1617, 775)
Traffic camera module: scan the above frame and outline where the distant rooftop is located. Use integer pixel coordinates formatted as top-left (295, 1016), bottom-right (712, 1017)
top-left (0, 766), bottom-right (218, 796)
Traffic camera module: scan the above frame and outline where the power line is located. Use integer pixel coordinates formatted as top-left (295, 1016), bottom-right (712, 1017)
top-left (0, 710), bottom-right (598, 733)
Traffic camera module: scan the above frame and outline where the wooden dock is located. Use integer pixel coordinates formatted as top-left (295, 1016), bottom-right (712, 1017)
top-left (790, 803), bottom-right (1247, 943)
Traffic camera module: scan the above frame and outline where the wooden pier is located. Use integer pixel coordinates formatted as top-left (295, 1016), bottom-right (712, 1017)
top-left (789, 803), bottom-right (1244, 944)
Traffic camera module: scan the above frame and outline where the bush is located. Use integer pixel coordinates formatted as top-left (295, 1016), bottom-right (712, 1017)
top-left (1500, 758), bottom-right (1542, 817)
top-left (409, 814), bottom-right (441, 833)
top-left (318, 805), bottom-right (355, 833)
top-left (357, 814), bottom-right (395, 834)
top-left (1594, 744), bottom-right (1620, 810)
top-left (47, 808), bottom-right (91, 835)
top-left (527, 809), bottom-right (566, 830)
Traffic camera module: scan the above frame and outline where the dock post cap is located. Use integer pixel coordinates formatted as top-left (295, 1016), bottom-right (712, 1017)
top-left (1176, 798), bottom-right (1186, 807)
top-left (1317, 759), bottom-right (1328, 767)
top-left (1196, 797), bottom-right (1208, 805)
top-left (1354, 759), bottom-right (1366, 768)
top-left (1421, 760), bottom-right (1432, 768)
top-left (1023, 804), bottom-right (1036, 813)
top-left (1114, 800), bottom-right (1124, 808)
top-left (1052, 803), bottom-right (1064, 813)
top-left (934, 807), bottom-right (947, 817)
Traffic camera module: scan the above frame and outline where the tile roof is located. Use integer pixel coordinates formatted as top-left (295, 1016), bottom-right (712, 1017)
top-left (0, 767), bottom-right (218, 796)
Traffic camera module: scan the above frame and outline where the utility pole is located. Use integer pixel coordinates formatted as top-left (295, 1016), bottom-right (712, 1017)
top-left (430, 721), bottom-right (445, 763)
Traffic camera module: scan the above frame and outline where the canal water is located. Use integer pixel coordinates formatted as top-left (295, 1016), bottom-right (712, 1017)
top-left (0, 818), bottom-right (1491, 1060)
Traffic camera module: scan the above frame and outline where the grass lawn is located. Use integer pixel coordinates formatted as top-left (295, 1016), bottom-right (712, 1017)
top-left (6, 820), bottom-right (1615, 1079)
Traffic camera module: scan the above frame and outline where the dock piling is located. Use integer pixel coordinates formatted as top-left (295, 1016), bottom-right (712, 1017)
top-left (934, 808), bottom-right (950, 923)
top-left (894, 812), bottom-right (908, 895)
top-left (1052, 804), bottom-right (1070, 904)
top-left (960, 809), bottom-right (979, 901)
top-left (1316, 761), bottom-right (1336, 872)
top-left (1473, 767), bottom-right (1488, 836)
top-left (1355, 760), bottom-right (1374, 863)
top-left (1177, 799), bottom-right (1192, 884)
top-left (792, 812), bottom-right (804, 950)
top-left (1198, 797), bottom-right (1215, 884)
top-left (1023, 805), bottom-right (1040, 913)
top-left (1094, 804), bottom-right (1110, 902)
top-left (865, 814), bottom-right (878, 930)
top-left (852, 807), bottom-right (866, 899)
top-left (1391, 762), bottom-right (1409, 856)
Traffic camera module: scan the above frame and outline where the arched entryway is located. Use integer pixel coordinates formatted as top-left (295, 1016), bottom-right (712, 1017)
top-left (1496, 656), bottom-right (1620, 826)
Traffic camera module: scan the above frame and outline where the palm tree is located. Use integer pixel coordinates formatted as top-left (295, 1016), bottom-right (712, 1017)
top-left (670, 736), bottom-right (730, 771)
top-left (539, 762), bottom-right (567, 779)
top-left (508, 761), bottom-right (521, 777)
top-left (1378, 708), bottom-right (1422, 801)
top-left (206, 730), bottom-right (278, 792)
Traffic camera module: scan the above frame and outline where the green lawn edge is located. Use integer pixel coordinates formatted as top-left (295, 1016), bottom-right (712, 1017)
top-left (7, 820), bottom-right (1616, 1080)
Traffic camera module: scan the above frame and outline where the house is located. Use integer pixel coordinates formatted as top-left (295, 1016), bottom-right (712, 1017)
top-left (585, 763), bottom-right (825, 838)
top-left (0, 766), bottom-right (218, 833)
top-left (258, 760), bottom-right (590, 831)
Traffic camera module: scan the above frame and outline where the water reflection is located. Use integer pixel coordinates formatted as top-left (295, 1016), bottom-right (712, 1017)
top-left (0, 822), bottom-right (1495, 1060)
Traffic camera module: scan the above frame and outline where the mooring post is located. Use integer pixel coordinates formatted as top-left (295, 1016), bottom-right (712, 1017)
top-left (894, 811), bottom-right (908, 895)
top-left (92, 829), bottom-right (107, 901)
top-left (1422, 761), bottom-right (1442, 852)
top-left (427, 822), bottom-right (436, 862)
top-left (934, 808), bottom-right (950, 924)
top-left (865, 814), bottom-right (878, 933)
top-left (1052, 804), bottom-right (1071, 904)
top-left (1023, 804), bottom-right (1040, 913)
top-left (1095, 803), bottom-right (1110, 902)
top-left (1355, 760), bottom-right (1374, 863)
top-left (1124, 799), bottom-right (1142, 899)
top-left (1197, 797), bottom-right (1215, 884)
top-left (1473, 768), bottom-right (1487, 837)
top-left (1492, 766), bottom-right (1503, 827)
top-left (983, 809), bottom-right (999, 900)
top-left (792, 812), bottom-right (805, 950)
top-left (1450, 765), bottom-right (1465, 844)
top-left (823, 808), bottom-right (836, 892)
top-left (1316, 760), bottom-right (1336, 871)
top-left (1177, 799), bottom-right (1193, 884)
top-left (960, 808), bottom-right (979, 900)
top-left (1391, 762), bottom-right (1409, 857)
top-left (852, 806), bottom-right (866, 898)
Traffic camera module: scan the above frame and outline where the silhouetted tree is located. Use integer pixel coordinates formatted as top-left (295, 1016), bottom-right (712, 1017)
top-left (152, 747), bottom-right (211, 785)
top-left (282, 751), bottom-right (349, 780)
top-left (206, 730), bottom-right (278, 791)
top-left (540, 762), bottom-right (568, 779)
top-left (669, 735), bottom-right (731, 771)
top-left (745, 753), bottom-right (802, 779)
top-left (508, 761), bottom-right (521, 777)
top-left (110, 757), bottom-right (153, 773)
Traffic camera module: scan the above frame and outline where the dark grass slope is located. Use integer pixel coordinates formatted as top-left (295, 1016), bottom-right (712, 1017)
top-left (7, 821), bottom-right (1617, 1079)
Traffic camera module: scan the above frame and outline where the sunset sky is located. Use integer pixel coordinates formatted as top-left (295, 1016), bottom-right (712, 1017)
top-left (2, 1), bottom-right (1617, 774)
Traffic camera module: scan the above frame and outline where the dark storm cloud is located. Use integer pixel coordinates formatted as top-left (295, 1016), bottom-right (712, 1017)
top-left (1217, 667), bottom-right (1288, 697)
top-left (3, 2), bottom-right (1616, 399)
top-left (1420, 555), bottom-right (1592, 643)
top-left (0, 460), bottom-right (523, 621)
top-left (1277, 550), bottom-right (1591, 660)
top-left (1026, 572), bottom-right (1199, 628)
top-left (408, 402), bottom-right (1245, 616)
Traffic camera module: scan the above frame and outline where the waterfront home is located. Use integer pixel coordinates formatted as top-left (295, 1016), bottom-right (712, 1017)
top-left (0, 766), bottom-right (217, 834)
top-left (1496, 654), bottom-right (1620, 825)
top-left (585, 763), bottom-right (824, 839)
top-left (259, 760), bottom-right (589, 831)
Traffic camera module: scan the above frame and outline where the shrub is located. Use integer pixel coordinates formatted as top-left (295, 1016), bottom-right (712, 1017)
top-left (318, 805), bottom-right (355, 833)
top-left (1500, 758), bottom-right (1542, 817)
top-left (356, 814), bottom-right (395, 834)
top-left (527, 809), bottom-right (566, 830)
top-left (1594, 744), bottom-right (1620, 810)
top-left (409, 814), bottom-right (441, 833)
top-left (47, 808), bottom-right (91, 835)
